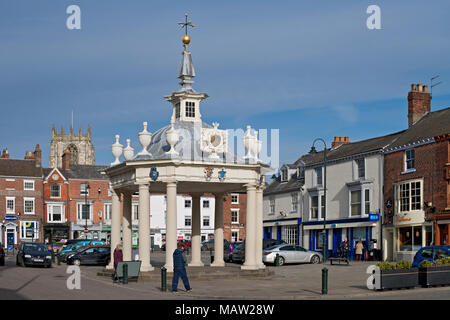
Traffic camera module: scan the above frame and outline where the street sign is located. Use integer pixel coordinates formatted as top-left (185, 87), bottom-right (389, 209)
top-left (4, 215), bottom-right (18, 221)
top-left (84, 228), bottom-right (88, 233)
top-left (369, 213), bottom-right (380, 221)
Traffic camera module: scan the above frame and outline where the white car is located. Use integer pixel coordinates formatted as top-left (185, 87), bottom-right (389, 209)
top-left (262, 244), bottom-right (323, 266)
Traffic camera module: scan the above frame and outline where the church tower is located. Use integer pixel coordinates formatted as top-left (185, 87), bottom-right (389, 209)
top-left (49, 124), bottom-right (95, 168)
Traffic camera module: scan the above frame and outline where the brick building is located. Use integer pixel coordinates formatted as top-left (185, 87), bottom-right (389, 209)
top-left (0, 145), bottom-right (44, 249)
top-left (223, 192), bottom-right (247, 242)
top-left (383, 84), bottom-right (450, 261)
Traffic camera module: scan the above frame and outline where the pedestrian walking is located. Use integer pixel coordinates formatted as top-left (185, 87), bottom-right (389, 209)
top-left (172, 244), bottom-right (191, 293)
top-left (113, 244), bottom-right (123, 283)
top-left (355, 240), bottom-right (363, 261)
top-left (339, 237), bottom-right (349, 259)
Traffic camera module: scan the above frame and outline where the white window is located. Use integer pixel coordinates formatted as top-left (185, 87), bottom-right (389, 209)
top-left (175, 102), bottom-right (181, 119)
top-left (47, 204), bottom-right (64, 222)
top-left (396, 180), bottom-right (422, 213)
top-left (80, 183), bottom-right (90, 196)
top-left (203, 200), bottom-right (210, 208)
top-left (315, 167), bottom-right (323, 186)
top-left (291, 193), bottom-right (298, 212)
top-left (231, 209), bottom-right (239, 224)
top-left (50, 184), bottom-right (61, 198)
top-left (350, 190), bottom-right (361, 216)
top-left (203, 216), bottom-right (210, 227)
top-left (405, 149), bottom-right (415, 171)
top-left (185, 101), bottom-right (195, 118)
top-left (185, 216), bottom-right (192, 227)
top-left (310, 195), bottom-right (318, 219)
top-left (354, 158), bottom-right (365, 180)
top-left (6, 197), bottom-right (15, 214)
top-left (231, 231), bottom-right (239, 242)
top-left (20, 221), bottom-right (38, 240)
top-left (269, 198), bottom-right (275, 215)
top-left (281, 168), bottom-right (288, 182)
top-left (365, 189), bottom-right (370, 214)
top-left (24, 198), bottom-right (35, 215)
top-left (104, 203), bottom-right (112, 221)
top-left (77, 203), bottom-right (92, 221)
top-left (24, 180), bottom-right (35, 191)
top-left (231, 194), bottom-right (239, 204)
top-left (281, 225), bottom-right (298, 245)
top-left (129, 203), bottom-right (138, 221)
top-left (185, 199), bottom-right (191, 208)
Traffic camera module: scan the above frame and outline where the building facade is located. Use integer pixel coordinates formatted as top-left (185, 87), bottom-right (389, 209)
top-left (0, 145), bottom-right (44, 249)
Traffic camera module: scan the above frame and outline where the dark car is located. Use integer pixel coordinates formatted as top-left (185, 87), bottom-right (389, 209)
top-left (412, 245), bottom-right (450, 268)
top-left (16, 242), bottom-right (52, 268)
top-left (0, 245), bottom-right (5, 266)
top-left (201, 239), bottom-right (231, 261)
top-left (66, 245), bottom-right (111, 266)
top-left (161, 239), bottom-right (192, 251)
top-left (230, 239), bottom-right (288, 264)
top-left (228, 241), bottom-right (243, 262)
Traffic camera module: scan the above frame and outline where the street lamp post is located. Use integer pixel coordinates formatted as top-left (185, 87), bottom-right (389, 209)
top-left (84, 183), bottom-right (90, 240)
top-left (310, 138), bottom-right (327, 262)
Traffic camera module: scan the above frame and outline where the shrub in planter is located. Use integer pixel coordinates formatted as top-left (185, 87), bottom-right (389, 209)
top-left (376, 260), bottom-right (418, 290)
top-left (419, 258), bottom-right (450, 287)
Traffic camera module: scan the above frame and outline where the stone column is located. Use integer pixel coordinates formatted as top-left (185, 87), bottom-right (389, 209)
top-left (211, 193), bottom-right (225, 267)
top-left (122, 192), bottom-right (133, 261)
top-left (189, 193), bottom-right (204, 267)
top-left (256, 187), bottom-right (265, 269)
top-left (165, 180), bottom-right (177, 272)
top-left (106, 188), bottom-right (121, 270)
top-left (242, 184), bottom-right (258, 270)
top-left (138, 183), bottom-right (154, 271)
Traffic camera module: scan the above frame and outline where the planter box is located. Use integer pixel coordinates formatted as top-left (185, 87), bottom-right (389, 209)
top-left (419, 266), bottom-right (450, 287)
top-left (380, 268), bottom-right (418, 290)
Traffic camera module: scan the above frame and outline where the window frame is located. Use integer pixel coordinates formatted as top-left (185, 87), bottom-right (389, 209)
top-left (395, 179), bottom-right (423, 214)
top-left (23, 180), bottom-right (35, 191)
top-left (231, 209), bottom-right (239, 224)
top-left (50, 183), bottom-right (61, 198)
top-left (291, 192), bottom-right (298, 213)
top-left (404, 149), bottom-right (415, 171)
top-left (47, 203), bottom-right (64, 223)
top-left (231, 194), bottom-right (239, 204)
top-left (184, 199), bottom-right (192, 208)
top-left (185, 101), bottom-right (196, 118)
top-left (6, 197), bottom-right (15, 214)
top-left (23, 197), bottom-right (35, 215)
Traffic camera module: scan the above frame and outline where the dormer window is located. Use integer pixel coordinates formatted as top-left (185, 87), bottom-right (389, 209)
top-left (281, 168), bottom-right (288, 182)
top-left (185, 101), bottom-right (196, 117)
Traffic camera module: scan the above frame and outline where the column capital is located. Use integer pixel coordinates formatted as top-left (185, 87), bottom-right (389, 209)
top-left (244, 183), bottom-right (258, 190)
top-left (190, 192), bottom-right (203, 199)
top-left (165, 179), bottom-right (177, 186)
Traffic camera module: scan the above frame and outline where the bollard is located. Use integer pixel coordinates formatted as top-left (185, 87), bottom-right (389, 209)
top-left (210, 248), bottom-right (214, 264)
top-left (161, 267), bottom-right (167, 291)
top-left (275, 253), bottom-right (280, 266)
top-left (123, 263), bottom-right (128, 284)
top-left (322, 267), bottom-right (328, 294)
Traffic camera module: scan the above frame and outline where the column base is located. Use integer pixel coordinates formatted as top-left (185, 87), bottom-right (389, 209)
top-left (257, 264), bottom-right (266, 269)
top-left (105, 264), bottom-right (114, 271)
top-left (188, 261), bottom-right (204, 267)
top-left (241, 265), bottom-right (259, 271)
top-left (210, 261), bottom-right (225, 267)
top-left (140, 264), bottom-right (154, 272)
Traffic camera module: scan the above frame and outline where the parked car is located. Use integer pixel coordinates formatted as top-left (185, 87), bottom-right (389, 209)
top-left (47, 242), bottom-right (65, 254)
top-left (231, 243), bottom-right (245, 263)
top-left (16, 242), bottom-right (52, 268)
top-left (262, 244), bottom-right (323, 266)
top-left (412, 245), bottom-right (450, 268)
top-left (0, 245), bottom-right (5, 266)
top-left (201, 239), bottom-right (231, 261)
top-left (229, 241), bottom-right (243, 262)
top-left (263, 238), bottom-right (286, 249)
top-left (66, 245), bottom-right (111, 266)
top-left (59, 240), bottom-right (105, 262)
top-left (161, 239), bottom-right (192, 251)
top-left (230, 239), bottom-right (287, 264)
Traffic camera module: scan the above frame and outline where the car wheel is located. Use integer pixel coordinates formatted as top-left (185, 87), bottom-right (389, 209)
top-left (310, 255), bottom-right (320, 264)
top-left (46, 262), bottom-right (52, 268)
top-left (277, 256), bottom-right (285, 266)
top-left (73, 259), bottom-right (81, 266)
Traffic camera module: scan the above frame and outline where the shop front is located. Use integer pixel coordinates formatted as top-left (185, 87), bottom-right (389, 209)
top-left (44, 223), bottom-right (70, 243)
top-left (263, 218), bottom-right (302, 245)
top-left (70, 222), bottom-right (103, 241)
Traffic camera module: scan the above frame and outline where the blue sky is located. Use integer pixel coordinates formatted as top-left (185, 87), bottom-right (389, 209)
top-left (1, 1), bottom-right (449, 170)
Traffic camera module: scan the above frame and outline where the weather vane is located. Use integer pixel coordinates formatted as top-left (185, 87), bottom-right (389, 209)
top-left (178, 13), bottom-right (195, 45)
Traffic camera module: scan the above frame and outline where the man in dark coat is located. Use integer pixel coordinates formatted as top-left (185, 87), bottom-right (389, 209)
top-left (113, 244), bottom-right (123, 283)
top-left (172, 244), bottom-right (191, 292)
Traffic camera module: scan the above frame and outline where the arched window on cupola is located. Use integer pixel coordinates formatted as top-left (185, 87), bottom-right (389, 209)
top-left (67, 144), bottom-right (78, 165)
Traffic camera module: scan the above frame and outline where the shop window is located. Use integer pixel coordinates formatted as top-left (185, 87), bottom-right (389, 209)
top-left (281, 225), bottom-right (298, 245)
top-left (399, 226), bottom-right (422, 251)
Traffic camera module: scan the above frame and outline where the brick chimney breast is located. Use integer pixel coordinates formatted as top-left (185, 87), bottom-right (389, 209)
top-left (331, 136), bottom-right (350, 149)
top-left (61, 148), bottom-right (70, 170)
top-left (408, 83), bottom-right (431, 128)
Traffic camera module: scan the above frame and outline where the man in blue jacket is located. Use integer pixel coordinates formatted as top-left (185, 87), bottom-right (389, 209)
top-left (172, 244), bottom-right (191, 293)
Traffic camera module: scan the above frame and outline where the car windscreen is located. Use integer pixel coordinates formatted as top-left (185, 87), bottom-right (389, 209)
top-left (23, 244), bottom-right (48, 253)
top-left (265, 245), bottom-right (281, 251)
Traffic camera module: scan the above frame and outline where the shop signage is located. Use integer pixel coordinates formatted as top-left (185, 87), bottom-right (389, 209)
top-left (4, 215), bottom-right (18, 221)
top-left (26, 230), bottom-right (34, 238)
top-left (369, 213), bottom-right (380, 221)
top-left (396, 217), bottom-right (412, 222)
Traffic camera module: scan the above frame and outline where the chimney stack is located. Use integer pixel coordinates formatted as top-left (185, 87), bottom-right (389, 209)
top-left (331, 136), bottom-right (350, 149)
top-left (24, 151), bottom-right (34, 160)
top-left (61, 148), bottom-right (71, 170)
top-left (408, 83), bottom-right (431, 128)
top-left (1, 148), bottom-right (9, 159)
top-left (33, 144), bottom-right (42, 167)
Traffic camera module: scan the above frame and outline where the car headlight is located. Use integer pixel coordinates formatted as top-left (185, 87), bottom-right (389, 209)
top-left (46, 255), bottom-right (52, 259)
top-left (68, 254), bottom-right (74, 259)
top-left (24, 254), bottom-right (31, 258)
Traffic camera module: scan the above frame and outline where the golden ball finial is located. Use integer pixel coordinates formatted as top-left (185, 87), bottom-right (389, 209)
top-left (182, 34), bottom-right (191, 45)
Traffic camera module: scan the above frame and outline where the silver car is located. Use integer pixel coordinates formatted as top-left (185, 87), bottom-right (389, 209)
top-left (262, 244), bottom-right (323, 266)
